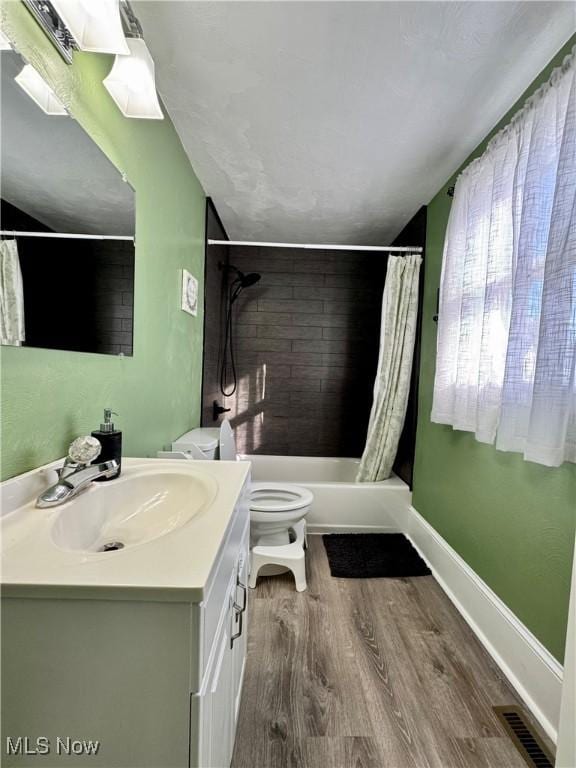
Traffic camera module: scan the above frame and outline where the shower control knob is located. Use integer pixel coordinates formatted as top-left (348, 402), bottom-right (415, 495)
top-left (213, 400), bottom-right (231, 421)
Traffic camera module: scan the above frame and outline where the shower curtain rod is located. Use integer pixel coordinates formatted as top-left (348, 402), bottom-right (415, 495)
top-left (208, 239), bottom-right (423, 253)
top-left (0, 230), bottom-right (134, 241)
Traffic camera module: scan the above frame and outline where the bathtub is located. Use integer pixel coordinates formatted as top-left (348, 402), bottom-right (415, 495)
top-left (239, 455), bottom-right (411, 533)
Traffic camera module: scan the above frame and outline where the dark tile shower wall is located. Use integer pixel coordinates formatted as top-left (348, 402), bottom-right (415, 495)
top-left (91, 241), bottom-right (134, 356)
top-left (2, 200), bottom-right (134, 356)
top-left (222, 247), bottom-right (386, 456)
top-left (19, 238), bottom-right (134, 355)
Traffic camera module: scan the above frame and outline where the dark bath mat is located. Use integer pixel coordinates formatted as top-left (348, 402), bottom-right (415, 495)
top-left (322, 534), bottom-right (431, 578)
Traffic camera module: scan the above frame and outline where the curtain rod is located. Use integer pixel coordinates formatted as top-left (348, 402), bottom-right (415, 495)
top-left (208, 239), bottom-right (422, 253)
top-left (0, 230), bottom-right (134, 241)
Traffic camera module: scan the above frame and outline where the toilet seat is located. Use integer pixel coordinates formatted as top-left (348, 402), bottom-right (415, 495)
top-left (249, 482), bottom-right (313, 513)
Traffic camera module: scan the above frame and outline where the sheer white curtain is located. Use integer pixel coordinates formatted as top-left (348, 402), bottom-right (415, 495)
top-left (432, 46), bottom-right (576, 467)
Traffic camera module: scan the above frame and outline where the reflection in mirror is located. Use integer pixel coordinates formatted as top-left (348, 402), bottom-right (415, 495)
top-left (0, 50), bottom-right (135, 356)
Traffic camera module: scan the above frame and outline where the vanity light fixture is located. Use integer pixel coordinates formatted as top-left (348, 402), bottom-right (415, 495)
top-left (50, 0), bottom-right (129, 55)
top-left (0, 29), bottom-right (12, 51)
top-left (14, 64), bottom-right (67, 116)
top-left (103, 37), bottom-right (163, 120)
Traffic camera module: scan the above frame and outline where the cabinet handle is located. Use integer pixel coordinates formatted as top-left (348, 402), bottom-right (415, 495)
top-left (233, 580), bottom-right (247, 614)
top-left (231, 606), bottom-right (243, 648)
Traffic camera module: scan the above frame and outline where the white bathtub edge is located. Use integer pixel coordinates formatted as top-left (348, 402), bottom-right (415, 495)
top-left (308, 523), bottom-right (402, 535)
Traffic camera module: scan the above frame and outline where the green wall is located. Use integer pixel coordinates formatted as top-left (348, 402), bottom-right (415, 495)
top-left (413, 36), bottom-right (576, 663)
top-left (0, 2), bottom-right (206, 481)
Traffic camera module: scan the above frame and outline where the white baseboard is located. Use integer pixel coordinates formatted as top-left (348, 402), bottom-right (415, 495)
top-left (404, 505), bottom-right (563, 744)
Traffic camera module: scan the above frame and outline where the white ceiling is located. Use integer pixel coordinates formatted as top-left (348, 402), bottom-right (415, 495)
top-left (1, 51), bottom-right (134, 236)
top-left (136, 1), bottom-right (575, 244)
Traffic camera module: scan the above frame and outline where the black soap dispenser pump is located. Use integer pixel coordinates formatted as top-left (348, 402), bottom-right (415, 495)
top-left (92, 408), bottom-right (122, 481)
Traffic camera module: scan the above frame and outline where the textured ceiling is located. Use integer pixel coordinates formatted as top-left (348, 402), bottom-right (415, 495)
top-left (135, 1), bottom-right (574, 244)
top-left (1, 51), bottom-right (134, 236)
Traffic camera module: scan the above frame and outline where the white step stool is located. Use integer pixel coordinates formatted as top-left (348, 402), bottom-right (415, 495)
top-left (249, 520), bottom-right (307, 592)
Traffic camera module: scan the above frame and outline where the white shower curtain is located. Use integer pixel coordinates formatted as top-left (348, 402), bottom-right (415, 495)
top-left (357, 253), bottom-right (422, 482)
top-left (0, 239), bottom-right (25, 346)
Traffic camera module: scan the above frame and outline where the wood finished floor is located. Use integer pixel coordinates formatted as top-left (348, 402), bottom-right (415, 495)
top-left (232, 536), bottom-right (530, 768)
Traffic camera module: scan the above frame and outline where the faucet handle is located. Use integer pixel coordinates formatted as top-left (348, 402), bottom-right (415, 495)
top-left (58, 437), bottom-right (102, 479)
top-left (68, 436), bottom-right (102, 466)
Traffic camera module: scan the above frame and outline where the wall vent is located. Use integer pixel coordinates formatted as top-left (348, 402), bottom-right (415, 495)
top-left (493, 706), bottom-right (554, 768)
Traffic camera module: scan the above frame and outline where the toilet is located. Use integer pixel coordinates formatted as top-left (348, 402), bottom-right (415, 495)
top-left (157, 427), bottom-right (220, 460)
top-left (217, 420), bottom-right (312, 540)
top-left (166, 421), bottom-right (313, 589)
top-left (249, 483), bottom-right (313, 546)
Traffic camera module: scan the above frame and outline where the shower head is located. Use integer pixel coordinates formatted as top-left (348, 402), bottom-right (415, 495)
top-left (225, 264), bottom-right (261, 289)
top-left (218, 263), bottom-right (262, 396)
top-left (239, 272), bottom-right (261, 288)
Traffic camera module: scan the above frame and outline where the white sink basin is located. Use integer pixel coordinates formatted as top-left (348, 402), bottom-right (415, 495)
top-left (51, 470), bottom-right (217, 553)
top-left (0, 458), bottom-right (251, 599)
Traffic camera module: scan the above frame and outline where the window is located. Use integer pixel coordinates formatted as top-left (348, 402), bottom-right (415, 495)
top-left (432, 48), bottom-right (576, 467)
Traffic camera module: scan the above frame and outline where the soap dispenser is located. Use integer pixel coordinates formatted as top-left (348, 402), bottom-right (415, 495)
top-left (91, 409), bottom-right (122, 481)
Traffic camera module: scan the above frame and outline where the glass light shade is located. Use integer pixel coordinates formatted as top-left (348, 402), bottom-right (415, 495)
top-left (0, 28), bottom-right (12, 50)
top-left (51, 0), bottom-right (129, 54)
top-left (103, 38), bottom-right (163, 120)
top-left (14, 64), bottom-right (67, 116)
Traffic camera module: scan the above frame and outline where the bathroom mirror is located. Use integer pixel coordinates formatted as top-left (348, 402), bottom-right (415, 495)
top-left (0, 50), bottom-right (135, 356)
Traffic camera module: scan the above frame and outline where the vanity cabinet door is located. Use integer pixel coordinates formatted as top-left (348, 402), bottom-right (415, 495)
top-left (193, 578), bottom-right (236, 768)
top-left (192, 527), bottom-right (249, 768)
top-left (207, 616), bottom-right (235, 768)
top-left (231, 534), bottom-right (249, 726)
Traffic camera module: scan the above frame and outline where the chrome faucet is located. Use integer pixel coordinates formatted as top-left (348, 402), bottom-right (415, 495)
top-left (36, 436), bottom-right (119, 509)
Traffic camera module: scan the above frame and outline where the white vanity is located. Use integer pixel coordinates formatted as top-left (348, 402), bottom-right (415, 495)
top-left (1, 458), bottom-right (251, 768)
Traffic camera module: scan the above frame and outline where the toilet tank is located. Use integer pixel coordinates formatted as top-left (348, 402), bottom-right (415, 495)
top-left (171, 428), bottom-right (220, 460)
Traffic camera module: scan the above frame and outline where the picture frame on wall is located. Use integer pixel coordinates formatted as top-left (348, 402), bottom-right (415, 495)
top-left (181, 269), bottom-right (198, 316)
